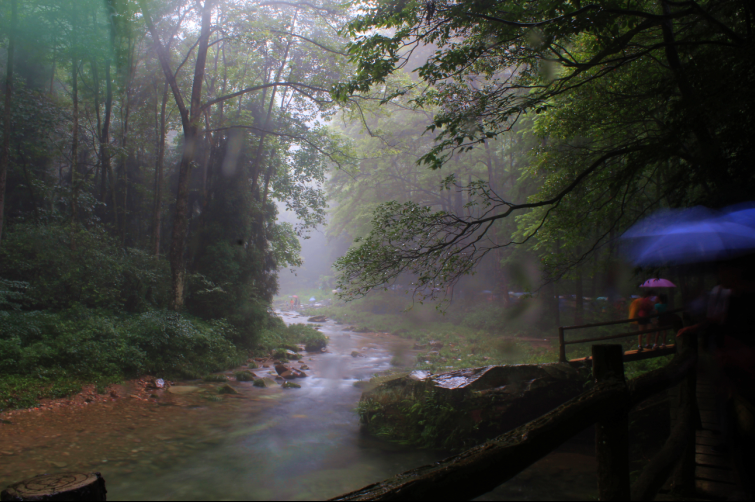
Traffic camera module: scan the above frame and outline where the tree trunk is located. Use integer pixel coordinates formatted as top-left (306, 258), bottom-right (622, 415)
top-left (1, 472), bottom-right (106, 501)
top-left (575, 264), bottom-right (584, 325)
top-left (0, 0), bottom-right (16, 246)
top-left (100, 61), bottom-right (112, 204)
top-left (152, 82), bottom-right (168, 258)
top-left (70, 56), bottom-right (79, 250)
top-left (165, 0), bottom-right (214, 310)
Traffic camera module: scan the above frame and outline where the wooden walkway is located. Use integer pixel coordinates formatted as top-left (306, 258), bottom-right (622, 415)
top-left (570, 344), bottom-right (677, 364)
top-left (693, 376), bottom-right (741, 500)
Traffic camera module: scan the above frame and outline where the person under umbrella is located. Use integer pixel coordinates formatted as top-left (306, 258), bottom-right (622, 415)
top-left (623, 204), bottom-right (755, 497)
top-left (639, 278), bottom-right (678, 349)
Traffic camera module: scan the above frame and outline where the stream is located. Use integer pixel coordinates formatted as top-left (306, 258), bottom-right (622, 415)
top-left (1, 311), bottom-right (597, 500)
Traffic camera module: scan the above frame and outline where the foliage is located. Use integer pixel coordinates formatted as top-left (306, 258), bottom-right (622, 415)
top-left (0, 223), bottom-right (170, 311)
top-left (254, 319), bottom-right (328, 355)
top-left (0, 308), bottom-right (244, 381)
top-left (0, 375), bottom-right (83, 411)
top-left (358, 389), bottom-right (478, 449)
top-left (334, 0), bottom-right (755, 299)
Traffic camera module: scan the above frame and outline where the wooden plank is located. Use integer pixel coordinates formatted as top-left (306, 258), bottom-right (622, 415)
top-left (695, 466), bottom-right (736, 484)
top-left (695, 453), bottom-right (730, 468)
top-left (696, 430), bottom-right (721, 439)
top-left (696, 479), bottom-right (737, 500)
top-left (696, 436), bottom-right (722, 446)
top-left (696, 445), bottom-right (725, 456)
top-left (570, 345), bottom-right (676, 364)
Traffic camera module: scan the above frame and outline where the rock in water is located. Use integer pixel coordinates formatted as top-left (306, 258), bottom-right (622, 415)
top-left (253, 379), bottom-right (266, 388)
top-left (351, 351), bottom-right (363, 358)
top-left (145, 378), bottom-right (166, 390)
top-left (217, 384), bottom-right (238, 395)
top-left (235, 371), bottom-right (256, 382)
top-left (2, 472), bottom-right (107, 501)
top-left (308, 315), bottom-right (327, 323)
top-left (276, 364), bottom-right (307, 379)
top-left (282, 381), bottom-right (301, 389)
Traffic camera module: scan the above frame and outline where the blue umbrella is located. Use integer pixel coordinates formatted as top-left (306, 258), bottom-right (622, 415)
top-left (623, 204), bottom-right (755, 266)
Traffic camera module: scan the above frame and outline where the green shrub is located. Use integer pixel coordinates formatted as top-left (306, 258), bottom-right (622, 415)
top-left (204, 374), bottom-right (228, 382)
top-left (0, 223), bottom-right (170, 312)
top-left (0, 308), bottom-right (244, 381)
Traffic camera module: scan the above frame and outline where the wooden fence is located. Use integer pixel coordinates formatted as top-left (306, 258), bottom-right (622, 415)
top-left (331, 334), bottom-right (699, 501)
top-left (558, 309), bottom-right (684, 363)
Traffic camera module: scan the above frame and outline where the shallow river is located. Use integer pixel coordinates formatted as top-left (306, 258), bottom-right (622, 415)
top-left (1, 312), bottom-right (597, 500)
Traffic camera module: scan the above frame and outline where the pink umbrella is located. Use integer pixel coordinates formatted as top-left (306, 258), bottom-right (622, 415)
top-left (640, 278), bottom-right (676, 288)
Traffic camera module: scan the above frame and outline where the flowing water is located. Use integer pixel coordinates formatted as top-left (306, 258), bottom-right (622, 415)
top-left (1, 311), bottom-right (597, 500)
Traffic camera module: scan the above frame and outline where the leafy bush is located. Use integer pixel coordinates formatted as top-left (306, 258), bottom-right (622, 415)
top-left (0, 308), bottom-right (243, 381)
top-left (0, 223), bottom-right (170, 312)
top-left (0, 375), bottom-right (83, 411)
top-left (254, 319), bottom-right (327, 354)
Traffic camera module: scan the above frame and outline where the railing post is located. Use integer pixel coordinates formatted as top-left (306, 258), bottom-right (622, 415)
top-left (668, 332), bottom-right (698, 496)
top-left (558, 327), bottom-right (567, 362)
top-left (593, 344), bottom-right (631, 501)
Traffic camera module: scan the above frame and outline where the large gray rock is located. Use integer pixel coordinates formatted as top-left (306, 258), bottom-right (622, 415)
top-left (357, 362), bottom-right (591, 449)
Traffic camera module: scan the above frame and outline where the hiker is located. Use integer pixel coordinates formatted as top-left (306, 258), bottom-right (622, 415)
top-left (677, 257), bottom-right (755, 496)
top-left (629, 289), bottom-right (655, 351)
top-left (653, 294), bottom-right (669, 349)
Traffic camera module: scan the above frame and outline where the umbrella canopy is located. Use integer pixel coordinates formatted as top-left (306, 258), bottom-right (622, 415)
top-left (622, 203), bottom-right (755, 266)
top-left (640, 278), bottom-right (676, 288)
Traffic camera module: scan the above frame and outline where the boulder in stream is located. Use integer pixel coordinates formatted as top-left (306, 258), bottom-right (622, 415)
top-left (217, 384), bottom-right (238, 395)
top-left (307, 315), bottom-right (328, 323)
top-left (357, 362), bottom-right (591, 449)
top-left (282, 381), bottom-right (301, 389)
top-left (275, 364), bottom-right (307, 379)
top-left (235, 371), bottom-right (256, 382)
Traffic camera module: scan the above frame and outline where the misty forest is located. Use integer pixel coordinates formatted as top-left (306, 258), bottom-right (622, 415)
top-left (1, 0), bottom-right (754, 500)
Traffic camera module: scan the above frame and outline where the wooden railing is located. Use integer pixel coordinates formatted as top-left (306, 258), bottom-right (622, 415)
top-left (331, 334), bottom-right (699, 501)
top-left (558, 309), bottom-right (684, 362)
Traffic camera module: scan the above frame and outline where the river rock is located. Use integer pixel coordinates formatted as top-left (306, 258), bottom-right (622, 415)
top-left (275, 364), bottom-right (307, 378)
top-left (357, 362), bottom-right (592, 449)
top-left (167, 386), bottom-right (200, 395)
top-left (253, 379), bottom-right (266, 388)
top-left (217, 384), bottom-right (238, 395)
top-left (300, 364), bottom-right (310, 370)
top-left (145, 378), bottom-right (167, 390)
top-left (282, 381), bottom-right (301, 389)
top-left (351, 351), bottom-right (363, 358)
top-left (308, 315), bottom-right (328, 323)
top-left (235, 370), bottom-right (256, 382)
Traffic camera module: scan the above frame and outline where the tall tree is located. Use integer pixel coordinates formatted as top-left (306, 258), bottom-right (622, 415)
top-left (0, 0), bottom-right (17, 246)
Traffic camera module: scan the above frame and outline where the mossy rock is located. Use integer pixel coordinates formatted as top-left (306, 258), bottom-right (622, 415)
top-left (246, 361), bottom-right (258, 369)
top-left (253, 379), bottom-right (266, 388)
top-left (282, 381), bottom-right (301, 389)
top-left (203, 374), bottom-right (227, 382)
top-left (205, 394), bottom-right (223, 402)
top-left (217, 384), bottom-right (238, 395)
top-left (235, 371), bottom-right (256, 382)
